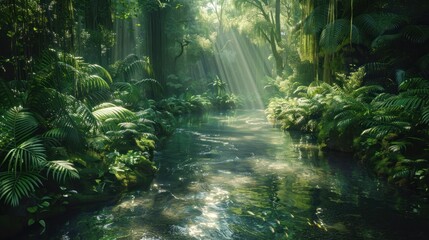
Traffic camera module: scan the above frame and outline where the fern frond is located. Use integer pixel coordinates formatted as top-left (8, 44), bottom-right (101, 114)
top-left (398, 78), bottom-right (429, 91)
top-left (362, 121), bottom-right (410, 138)
top-left (352, 85), bottom-right (384, 98)
top-left (384, 96), bottom-right (425, 110)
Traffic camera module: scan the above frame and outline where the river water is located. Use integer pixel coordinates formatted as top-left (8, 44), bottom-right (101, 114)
top-left (50, 110), bottom-right (429, 239)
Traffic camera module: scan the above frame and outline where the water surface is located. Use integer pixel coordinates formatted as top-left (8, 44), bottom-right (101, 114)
top-left (51, 110), bottom-right (429, 239)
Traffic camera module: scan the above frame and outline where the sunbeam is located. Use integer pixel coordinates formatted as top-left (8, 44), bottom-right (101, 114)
top-left (191, 29), bottom-right (272, 109)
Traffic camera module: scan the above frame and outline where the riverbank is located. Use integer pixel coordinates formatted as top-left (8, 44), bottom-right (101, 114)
top-left (266, 72), bottom-right (429, 193)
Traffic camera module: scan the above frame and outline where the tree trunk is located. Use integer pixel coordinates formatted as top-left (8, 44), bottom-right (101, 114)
top-left (275, 0), bottom-right (281, 43)
top-left (270, 31), bottom-right (283, 76)
top-left (323, 54), bottom-right (332, 84)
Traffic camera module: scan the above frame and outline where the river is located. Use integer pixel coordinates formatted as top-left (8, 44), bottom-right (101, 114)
top-left (49, 110), bottom-right (429, 239)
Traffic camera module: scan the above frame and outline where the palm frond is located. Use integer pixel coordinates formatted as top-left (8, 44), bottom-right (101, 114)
top-left (84, 64), bottom-right (113, 84)
top-left (319, 19), bottom-right (349, 53)
top-left (392, 168), bottom-right (412, 180)
top-left (115, 54), bottom-right (153, 81)
top-left (302, 4), bottom-right (329, 34)
top-left (45, 160), bottom-right (79, 183)
top-left (422, 107), bottom-right (429, 125)
top-left (74, 75), bottom-right (110, 102)
top-left (132, 78), bottom-right (162, 88)
top-left (112, 82), bottom-right (133, 91)
top-left (401, 25), bottom-right (429, 44)
top-left (92, 104), bottom-right (136, 122)
top-left (43, 127), bottom-right (80, 143)
top-left (354, 13), bottom-right (407, 37)
top-left (0, 107), bottom-right (38, 145)
top-left (3, 137), bottom-right (46, 172)
top-left (388, 140), bottom-right (410, 153)
top-left (118, 122), bottom-right (137, 129)
top-left (92, 102), bottom-right (118, 111)
top-left (76, 104), bottom-right (98, 128)
top-left (0, 172), bottom-right (43, 207)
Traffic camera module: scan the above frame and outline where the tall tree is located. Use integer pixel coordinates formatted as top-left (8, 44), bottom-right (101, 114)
top-left (234, 0), bottom-right (284, 76)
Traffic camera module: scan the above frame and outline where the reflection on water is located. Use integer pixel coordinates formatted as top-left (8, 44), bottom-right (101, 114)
top-left (50, 110), bottom-right (429, 240)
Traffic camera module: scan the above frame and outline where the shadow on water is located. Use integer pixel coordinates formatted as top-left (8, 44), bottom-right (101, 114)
top-left (46, 110), bottom-right (429, 240)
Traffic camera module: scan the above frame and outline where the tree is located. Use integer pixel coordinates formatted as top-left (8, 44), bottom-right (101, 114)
top-left (234, 0), bottom-right (285, 76)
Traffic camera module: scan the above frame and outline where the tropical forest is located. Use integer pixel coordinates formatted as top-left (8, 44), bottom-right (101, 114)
top-left (1, 0), bottom-right (429, 239)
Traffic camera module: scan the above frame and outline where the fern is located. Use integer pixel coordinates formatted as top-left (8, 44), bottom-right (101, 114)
top-left (362, 121), bottom-right (410, 138)
top-left (398, 78), bottom-right (429, 91)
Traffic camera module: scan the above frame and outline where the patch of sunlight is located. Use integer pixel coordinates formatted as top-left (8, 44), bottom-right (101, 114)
top-left (208, 174), bottom-right (257, 188)
top-left (252, 158), bottom-right (294, 173)
top-left (113, 195), bottom-right (144, 212)
top-left (182, 186), bottom-right (232, 239)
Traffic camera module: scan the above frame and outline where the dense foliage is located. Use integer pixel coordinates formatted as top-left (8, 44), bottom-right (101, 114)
top-left (1, 0), bottom-right (429, 237)
top-left (265, 0), bottom-right (429, 191)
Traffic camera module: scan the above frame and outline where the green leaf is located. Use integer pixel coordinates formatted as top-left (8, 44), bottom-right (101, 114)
top-left (39, 220), bottom-right (46, 228)
top-left (3, 137), bottom-right (46, 172)
top-left (92, 104), bottom-right (136, 122)
top-left (40, 201), bottom-right (50, 208)
top-left (319, 19), bottom-right (349, 54)
top-left (28, 218), bottom-right (35, 226)
top-left (46, 161), bottom-right (79, 183)
top-left (0, 172), bottom-right (44, 206)
top-left (0, 106), bottom-right (39, 147)
top-left (27, 206), bottom-right (38, 213)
